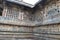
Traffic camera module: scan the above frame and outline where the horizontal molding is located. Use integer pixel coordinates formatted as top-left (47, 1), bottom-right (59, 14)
top-left (0, 16), bottom-right (37, 26)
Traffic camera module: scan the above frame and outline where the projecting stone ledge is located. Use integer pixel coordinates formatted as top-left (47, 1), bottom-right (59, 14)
top-left (0, 16), bottom-right (42, 26)
top-left (1, 16), bottom-right (60, 26)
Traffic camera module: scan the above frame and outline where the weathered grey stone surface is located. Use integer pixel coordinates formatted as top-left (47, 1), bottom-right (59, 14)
top-left (0, 24), bottom-right (60, 40)
top-left (0, 0), bottom-right (60, 40)
top-left (33, 24), bottom-right (60, 40)
top-left (1, 0), bottom-right (60, 26)
top-left (43, 0), bottom-right (60, 25)
top-left (0, 24), bottom-right (34, 40)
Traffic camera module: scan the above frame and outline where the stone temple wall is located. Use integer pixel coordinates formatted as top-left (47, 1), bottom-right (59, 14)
top-left (33, 0), bottom-right (60, 40)
top-left (0, 23), bottom-right (60, 40)
top-left (0, 0), bottom-right (60, 40)
top-left (0, 24), bottom-right (34, 40)
top-left (33, 24), bottom-right (60, 40)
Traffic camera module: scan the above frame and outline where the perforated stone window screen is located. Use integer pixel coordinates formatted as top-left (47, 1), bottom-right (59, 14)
top-left (5, 6), bottom-right (19, 19)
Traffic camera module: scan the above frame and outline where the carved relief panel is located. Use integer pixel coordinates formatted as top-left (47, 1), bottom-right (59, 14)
top-left (3, 3), bottom-right (34, 21)
top-left (43, 0), bottom-right (60, 24)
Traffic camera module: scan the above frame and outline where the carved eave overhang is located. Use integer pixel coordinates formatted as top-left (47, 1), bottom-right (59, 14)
top-left (6, 0), bottom-right (42, 8)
